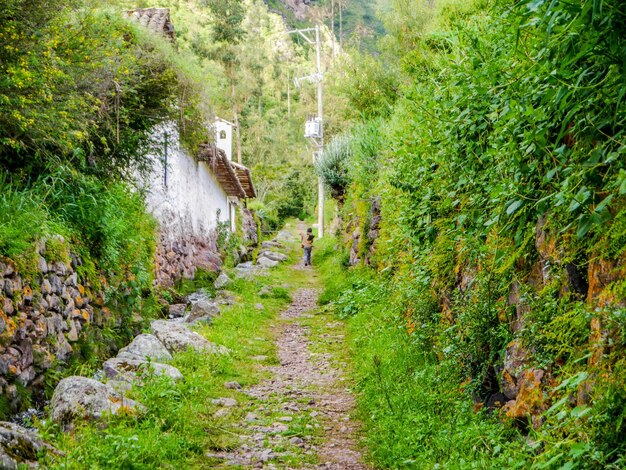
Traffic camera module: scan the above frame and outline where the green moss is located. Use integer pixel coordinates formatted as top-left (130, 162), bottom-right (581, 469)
top-left (44, 237), bottom-right (70, 265)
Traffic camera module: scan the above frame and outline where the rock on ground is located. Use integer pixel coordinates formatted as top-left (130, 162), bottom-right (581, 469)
top-left (261, 240), bottom-right (284, 250)
top-left (258, 286), bottom-right (272, 297)
top-left (211, 397), bottom-right (238, 407)
top-left (187, 290), bottom-right (211, 304)
top-left (151, 320), bottom-right (229, 355)
top-left (258, 250), bottom-right (288, 262)
top-left (275, 230), bottom-right (296, 243)
top-left (256, 256), bottom-right (279, 268)
top-left (103, 357), bottom-right (183, 382)
top-left (233, 262), bottom-right (267, 279)
top-left (184, 299), bottom-right (220, 324)
top-left (214, 272), bottom-right (232, 289)
top-left (50, 376), bottom-right (143, 427)
top-left (117, 333), bottom-right (173, 362)
top-left (215, 290), bottom-right (236, 305)
top-left (0, 422), bottom-right (60, 469)
top-left (169, 304), bottom-right (187, 318)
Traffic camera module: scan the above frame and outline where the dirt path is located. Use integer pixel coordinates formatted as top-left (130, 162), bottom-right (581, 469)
top-left (211, 286), bottom-right (369, 469)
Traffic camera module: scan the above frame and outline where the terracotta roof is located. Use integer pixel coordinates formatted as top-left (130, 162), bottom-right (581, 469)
top-left (230, 161), bottom-right (256, 199)
top-left (198, 144), bottom-right (246, 199)
top-left (125, 8), bottom-right (175, 40)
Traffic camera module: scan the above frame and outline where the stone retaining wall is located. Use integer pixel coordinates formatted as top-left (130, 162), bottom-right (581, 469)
top-left (154, 231), bottom-right (222, 287)
top-left (0, 244), bottom-right (106, 412)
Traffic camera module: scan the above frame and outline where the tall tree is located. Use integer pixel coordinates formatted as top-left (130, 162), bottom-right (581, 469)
top-left (205, 0), bottom-right (246, 163)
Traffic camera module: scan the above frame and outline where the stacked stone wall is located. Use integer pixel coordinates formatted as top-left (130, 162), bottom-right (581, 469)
top-left (0, 243), bottom-right (107, 412)
top-left (154, 232), bottom-right (222, 287)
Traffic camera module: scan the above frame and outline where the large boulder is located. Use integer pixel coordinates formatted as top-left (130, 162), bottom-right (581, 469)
top-left (50, 376), bottom-right (143, 426)
top-left (233, 262), bottom-right (266, 279)
top-left (117, 334), bottom-right (173, 362)
top-left (256, 256), bottom-right (279, 268)
top-left (184, 299), bottom-right (220, 324)
top-left (0, 422), bottom-right (59, 469)
top-left (187, 290), bottom-right (211, 304)
top-left (169, 304), bottom-right (187, 319)
top-left (234, 261), bottom-right (253, 270)
top-left (103, 357), bottom-right (183, 382)
top-left (151, 320), bottom-right (229, 355)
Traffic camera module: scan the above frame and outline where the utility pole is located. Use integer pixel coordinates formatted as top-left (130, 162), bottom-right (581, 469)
top-left (287, 25), bottom-right (325, 238)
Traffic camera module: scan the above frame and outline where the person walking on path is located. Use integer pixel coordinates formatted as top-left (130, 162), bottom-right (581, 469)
top-left (300, 227), bottom-right (314, 266)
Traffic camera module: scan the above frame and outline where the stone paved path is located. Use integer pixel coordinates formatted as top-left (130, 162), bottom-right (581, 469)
top-left (210, 287), bottom-right (369, 469)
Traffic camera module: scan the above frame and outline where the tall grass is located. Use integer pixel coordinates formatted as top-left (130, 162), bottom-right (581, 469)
top-left (36, 167), bottom-right (157, 283)
top-left (0, 168), bottom-right (156, 284)
top-left (0, 176), bottom-right (67, 259)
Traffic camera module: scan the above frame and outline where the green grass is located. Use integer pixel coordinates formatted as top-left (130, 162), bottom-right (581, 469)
top-left (37, 273), bottom-right (286, 467)
top-left (0, 178), bottom-right (67, 262)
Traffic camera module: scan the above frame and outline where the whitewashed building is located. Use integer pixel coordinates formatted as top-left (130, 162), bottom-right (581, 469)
top-left (129, 8), bottom-right (255, 285)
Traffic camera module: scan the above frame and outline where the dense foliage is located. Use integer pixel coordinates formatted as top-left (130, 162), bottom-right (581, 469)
top-left (0, 0), bottom-right (209, 179)
top-left (322, 0), bottom-right (626, 466)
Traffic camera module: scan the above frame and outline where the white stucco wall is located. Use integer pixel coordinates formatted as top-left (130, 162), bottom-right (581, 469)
top-left (214, 118), bottom-right (233, 161)
top-left (142, 126), bottom-right (230, 243)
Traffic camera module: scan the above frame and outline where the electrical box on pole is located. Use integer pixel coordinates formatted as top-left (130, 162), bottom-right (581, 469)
top-left (304, 117), bottom-right (322, 139)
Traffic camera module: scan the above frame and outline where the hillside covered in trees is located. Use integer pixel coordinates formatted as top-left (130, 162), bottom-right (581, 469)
top-left (0, 0), bottom-right (625, 468)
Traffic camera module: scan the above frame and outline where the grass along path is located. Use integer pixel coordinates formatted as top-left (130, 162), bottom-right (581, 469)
top-left (40, 222), bottom-right (367, 468)
top-left (208, 237), bottom-right (368, 468)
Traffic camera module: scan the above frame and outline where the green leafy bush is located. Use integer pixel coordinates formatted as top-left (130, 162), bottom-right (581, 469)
top-left (0, 0), bottom-right (209, 179)
top-left (35, 168), bottom-right (157, 283)
top-left (316, 134), bottom-right (353, 201)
